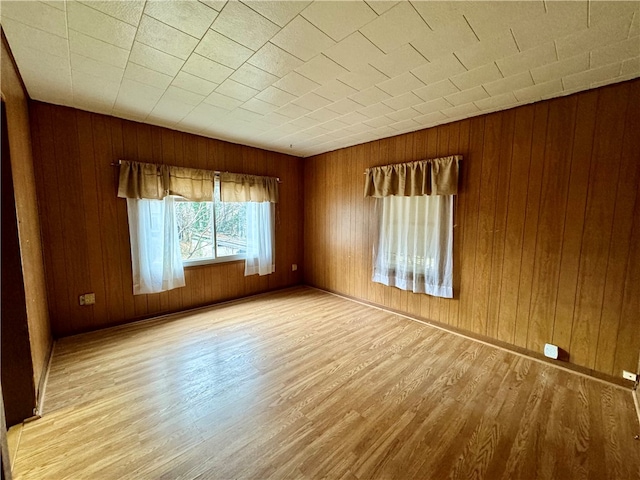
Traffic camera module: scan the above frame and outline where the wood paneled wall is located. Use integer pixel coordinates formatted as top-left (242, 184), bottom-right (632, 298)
top-left (1, 32), bottom-right (52, 395)
top-left (29, 102), bottom-right (304, 337)
top-left (303, 79), bottom-right (640, 378)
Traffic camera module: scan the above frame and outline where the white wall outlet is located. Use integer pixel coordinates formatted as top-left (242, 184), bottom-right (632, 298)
top-left (292, 264), bottom-right (298, 271)
top-left (544, 343), bottom-right (559, 359)
top-left (79, 293), bottom-right (95, 306)
top-left (622, 370), bottom-right (638, 382)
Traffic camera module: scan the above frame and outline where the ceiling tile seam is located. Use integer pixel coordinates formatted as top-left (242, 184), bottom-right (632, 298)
top-left (1, 14), bottom-right (69, 42)
top-left (451, 52), bottom-right (471, 72)
top-left (587, 0), bottom-right (591, 28)
top-left (463, 15), bottom-right (481, 43)
top-left (543, 0), bottom-right (548, 15)
top-left (407, 1), bottom-right (434, 31)
top-left (64, 2), bottom-right (77, 106)
top-left (145, 1), bottom-right (221, 39)
top-left (494, 60), bottom-right (506, 78)
top-left (407, 42), bottom-right (430, 64)
top-left (138, 13), bottom-right (203, 42)
top-left (510, 28), bottom-right (522, 53)
top-left (626, 11), bottom-right (636, 39)
top-left (236, 0), bottom-right (293, 32)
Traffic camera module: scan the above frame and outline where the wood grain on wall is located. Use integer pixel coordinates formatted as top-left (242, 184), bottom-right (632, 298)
top-left (29, 102), bottom-right (304, 338)
top-left (303, 79), bottom-right (640, 378)
top-left (1, 32), bottom-right (52, 395)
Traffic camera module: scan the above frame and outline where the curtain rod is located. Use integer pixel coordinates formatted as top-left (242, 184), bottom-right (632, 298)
top-left (111, 160), bottom-right (281, 182)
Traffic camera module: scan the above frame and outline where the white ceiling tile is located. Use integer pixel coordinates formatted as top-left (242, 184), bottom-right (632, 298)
top-left (343, 122), bottom-right (371, 133)
top-left (1, 0), bottom-right (67, 38)
top-left (389, 118), bottom-right (419, 132)
top-left (78, 1), bottom-right (145, 26)
top-left (136, 14), bottom-right (199, 60)
top-left (360, 2), bottom-right (430, 53)
top-left (144, 1), bottom-right (218, 39)
top-left (313, 80), bottom-right (358, 101)
top-left (589, 1), bottom-right (639, 26)
top-left (376, 72), bottom-right (424, 96)
top-left (124, 62), bottom-right (172, 89)
top-left (41, 1), bottom-right (65, 12)
top-left (338, 65), bottom-right (389, 91)
top-left (211, 1), bottom-right (280, 50)
top-left (591, 37), bottom-right (640, 69)
top-left (319, 118), bottom-right (350, 132)
top-left (292, 93), bottom-right (332, 111)
top-left (513, 78), bottom-right (563, 102)
top-left (411, 54), bottom-right (467, 84)
top-left (178, 103), bottom-right (228, 129)
top-left (215, 79), bottom-right (260, 101)
top-left (230, 64), bottom-right (278, 90)
top-left (365, 1), bottom-right (398, 16)
top-left (474, 92), bottom-right (518, 111)
top-left (371, 44), bottom-right (428, 77)
top-left (129, 41), bottom-right (185, 76)
top-left (273, 71), bottom-right (320, 96)
top-left (450, 63), bottom-right (503, 91)
top-left (290, 116), bottom-right (319, 128)
top-left (556, 14), bottom-right (634, 60)
top-left (261, 112), bottom-right (291, 126)
top-left (530, 53), bottom-right (589, 84)
top-left (182, 54), bottom-right (234, 84)
top-left (149, 97), bottom-right (195, 123)
top-left (562, 63), bottom-right (622, 91)
top-left (413, 79), bottom-right (459, 102)
top-left (248, 43), bottom-right (304, 77)
top-left (441, 102), bottom-right (480, 118)
top-left (325, 99), bottom-right (362, 115)
top-left (496, 42), bottom-right (557, 77)
top-left (72, 70), bottom-right (120, 105)
top-left (413, 110), bottom-right (447, 125)
top-left (324, 32), bottom-right (385, 71)
top-left (67, 1), bottom-right (136, 49)
top-left (511, 1), bottom-right (587, 52)
top-left (455, 34), bottom-right (519, 70)
top-left (71, 53), bottom-right (124, 84)
top-left (445, 86), bottom-right (488, 106)
top-left (241, 98), bottom-right (279, 115)
top-left (275, 103), bottom-right (311, 119)
top-left (295, 54), bottom-right (349, 85)
top-left (382, 92), bottom-right (423, 110)
top-left (358, 102), bottom-right (395, 118)
top-left (621, 56), bottom-right (640, 76)
top-left (1, 18), bottom-right (68, 59)
top-left (195, 29), bottom-right (254, 69)
top-left (463, 1), bottom-right (545, 41)
top-left (413, 98), bottom-right (453, 115)
top-left (410, 16), bottom-right (479, 62)
top-left (255, 86), bottom-right (297, 107)
top-left (349, 86), bottom-right (391, 106)
top-left (387, 107), bottom-right (419, 122)
top-left (200, 1), bottom-right (227, 12)
top-left (483, 72), bottom-right (533, 97)
top-left (306, 108), bottom-right (341, 122)
top-left (338, 111), bottom-right (371, 126)
top-left (69, 30), bottom-right (129, 69)
top-left (115, 78), bottom-right (165, 115)
top-left (301, 1), bottom-right (377, 42)
top-left (271, 16), bottom-right (335, 62)
top-left (242, 1), bottom-right (310, 27)
top-left (171, 71), bottom-right (218, 96)
top-left (203, 91), bottom-right (243, 110)
top-left (162, 85), bottom-right (205, 106)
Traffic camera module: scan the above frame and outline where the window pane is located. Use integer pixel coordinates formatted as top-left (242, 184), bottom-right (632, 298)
top-left (175, 201), bottom-right (215, 261)
top-left (214, 180), bottom-right (246, 257)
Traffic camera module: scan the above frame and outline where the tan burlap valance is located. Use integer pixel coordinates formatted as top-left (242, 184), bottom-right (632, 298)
top-left (364, 155), bottom-right (461, 198)
top-left (220, 172), bottom-right (279, 203)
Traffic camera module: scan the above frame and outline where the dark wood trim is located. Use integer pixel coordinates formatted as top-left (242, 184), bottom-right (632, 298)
top-left (0, 28), bottom-right (29, 100)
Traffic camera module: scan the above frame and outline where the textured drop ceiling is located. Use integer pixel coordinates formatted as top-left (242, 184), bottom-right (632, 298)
top-left (1, 1), bottom-right (638, 157)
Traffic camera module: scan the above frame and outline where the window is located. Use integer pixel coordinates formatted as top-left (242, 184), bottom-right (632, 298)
top-left (373, 194), bottom-right (453, 298)
top-left (175, 180), bottom-right (247, 266)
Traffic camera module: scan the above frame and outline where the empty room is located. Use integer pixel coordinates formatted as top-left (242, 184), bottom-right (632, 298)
top-left (1, 0), bottom-right (639, 478)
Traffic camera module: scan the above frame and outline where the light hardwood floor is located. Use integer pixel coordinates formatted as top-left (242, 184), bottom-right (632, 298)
top-left (11, 287), bottom-right (640, 479)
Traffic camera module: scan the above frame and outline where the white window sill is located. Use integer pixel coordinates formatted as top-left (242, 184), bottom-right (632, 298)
top-left (183, 254), bottom-right (245, 268)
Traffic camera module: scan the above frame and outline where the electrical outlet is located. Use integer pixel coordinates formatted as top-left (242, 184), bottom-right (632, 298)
top-left (292, 264), bottom-right (298, 271)
top-left (79, 293), bottom-right (95, 306)
top-left (622, 370), bottom-right (638, 382)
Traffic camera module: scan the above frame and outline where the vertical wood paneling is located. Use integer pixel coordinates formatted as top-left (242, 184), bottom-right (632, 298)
top-left (30, 103), bottom-right (303, 337)
top-left (303, 79), bottom-right (640, 378)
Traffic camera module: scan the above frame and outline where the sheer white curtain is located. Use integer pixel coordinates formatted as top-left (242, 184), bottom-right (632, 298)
top-left (244, 202), bottom-right (275, 276)
top-left (126, 196), bottom-right (185, 294)
top-left (373, 194), bottom-right (453, 298)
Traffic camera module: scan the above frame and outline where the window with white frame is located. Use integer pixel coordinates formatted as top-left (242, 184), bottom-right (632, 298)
top-left (175, 180), bottom-right (247, 265)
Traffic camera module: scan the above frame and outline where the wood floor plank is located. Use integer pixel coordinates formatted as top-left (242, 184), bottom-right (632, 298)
top-left (11, 287), bottom-right (640, 480)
